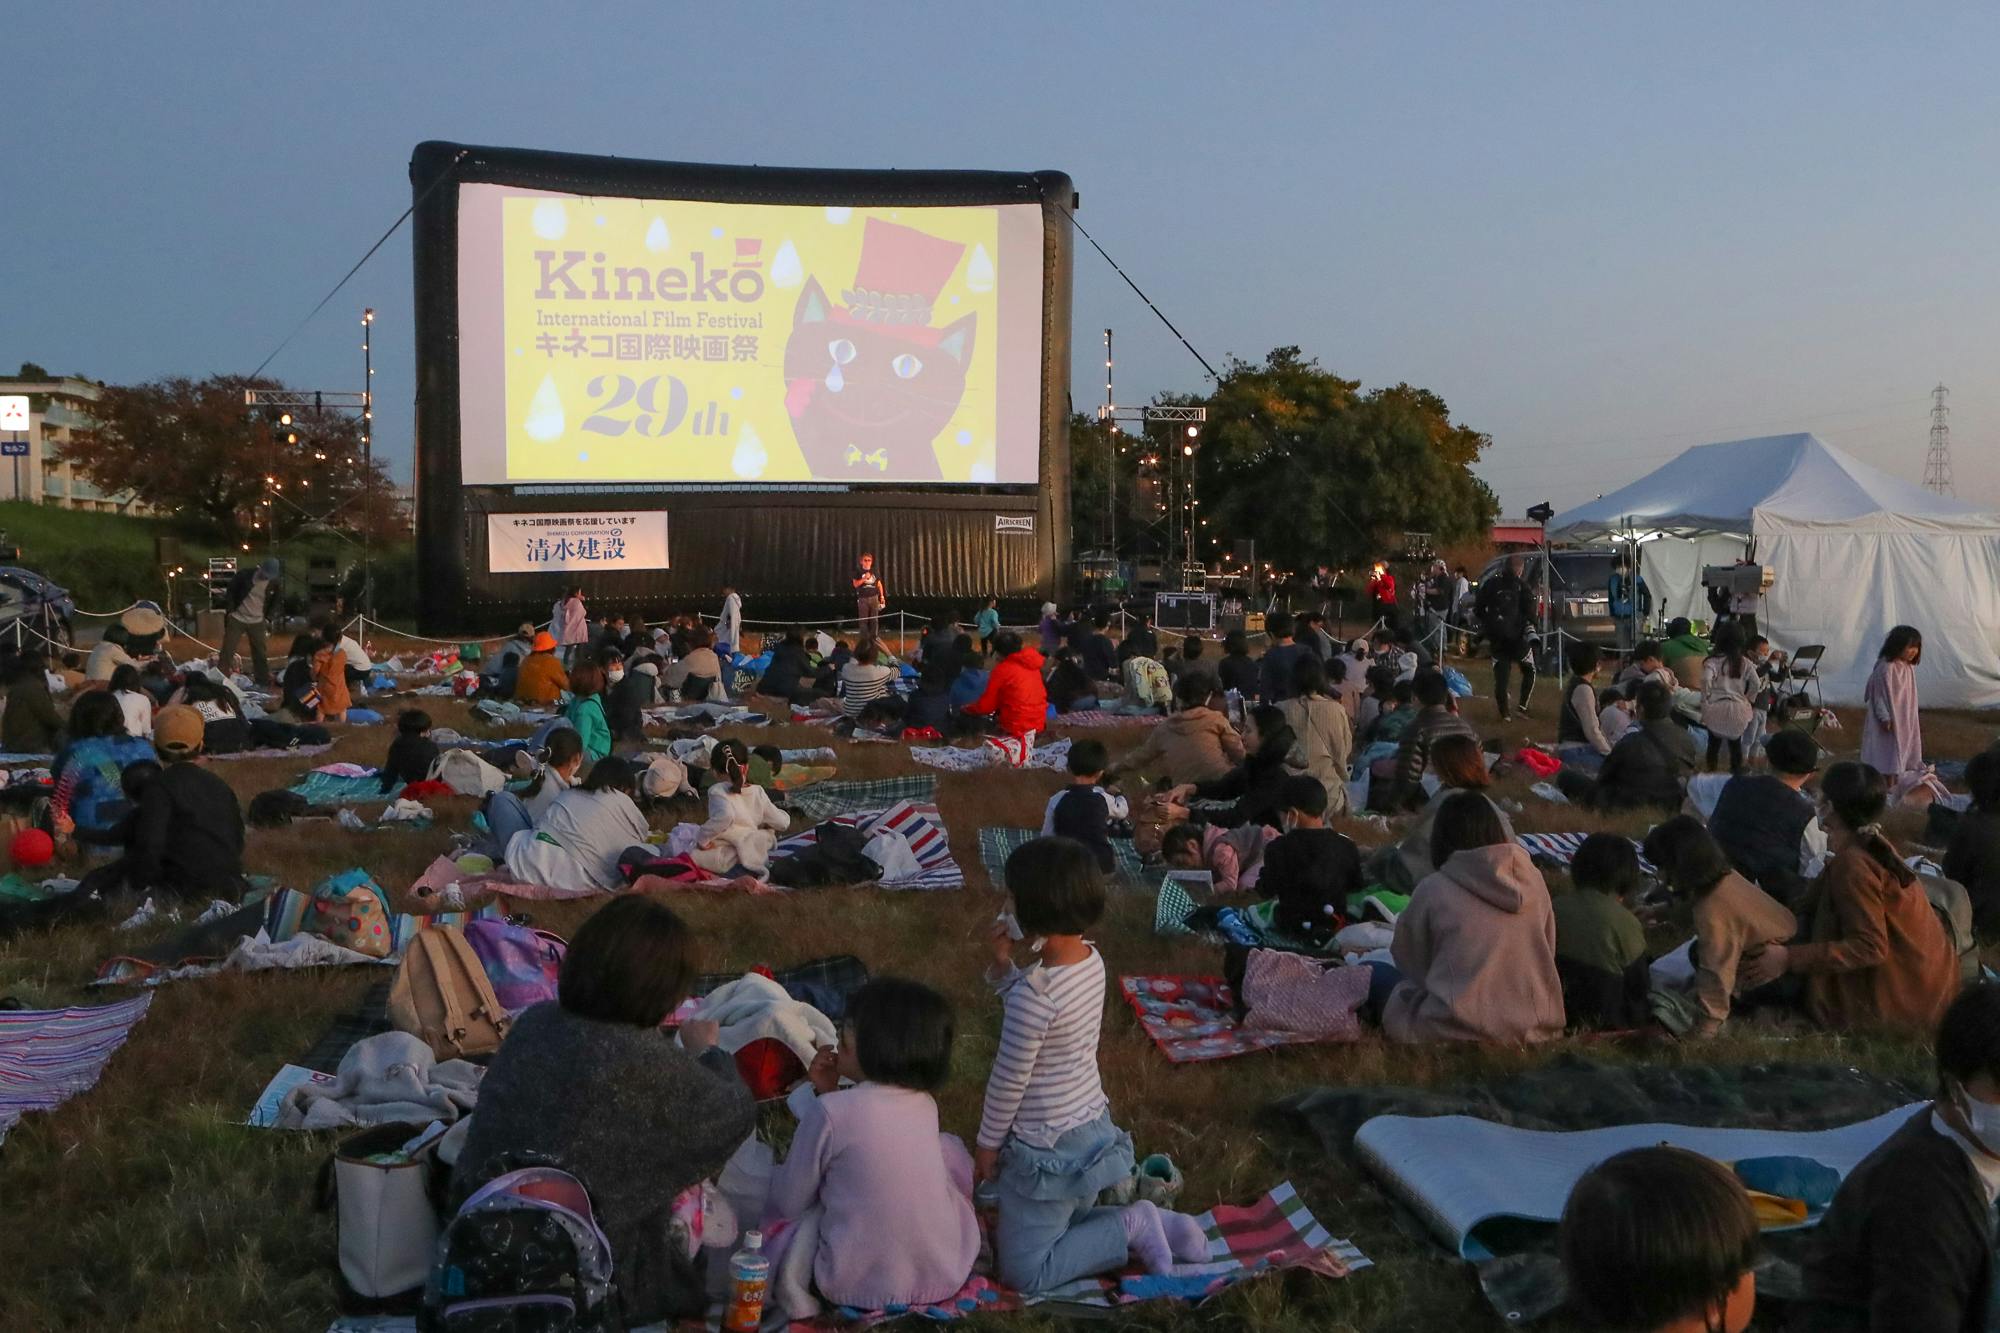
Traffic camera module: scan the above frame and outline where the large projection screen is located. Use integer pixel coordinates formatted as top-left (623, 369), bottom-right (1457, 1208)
top-left (410, 141), bottom-right (1074, 634)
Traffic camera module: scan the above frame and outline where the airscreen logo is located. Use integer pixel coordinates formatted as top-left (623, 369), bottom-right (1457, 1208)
top-left (995, 515), bottom-right (1034, 534)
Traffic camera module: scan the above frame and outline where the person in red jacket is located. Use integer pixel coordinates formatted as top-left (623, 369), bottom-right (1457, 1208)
top-left (1367, 562), bottom-right (1399, 629)
top-left (964, 630), bottom-right (1048, 739)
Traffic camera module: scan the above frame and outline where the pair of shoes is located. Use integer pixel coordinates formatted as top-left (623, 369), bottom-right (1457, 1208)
top-left (1135, 1153), bottom-right (1184, 1207)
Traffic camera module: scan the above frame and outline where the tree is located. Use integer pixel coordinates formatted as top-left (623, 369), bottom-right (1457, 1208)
top-left (1188, 347), bottom-right (1498, 574)
top-left (1066, 412), bottom-right (1157, 555)
top-left (65, 374), bottom-right (402, 540)
top-left (15, 362), bottom-right (49, 380)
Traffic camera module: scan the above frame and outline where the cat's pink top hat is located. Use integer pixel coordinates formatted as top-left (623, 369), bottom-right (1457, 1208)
top-left (832, 219), bottom-right (966, 339)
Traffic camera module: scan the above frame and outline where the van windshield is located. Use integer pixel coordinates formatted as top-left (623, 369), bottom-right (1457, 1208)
top-left (1548, 553), bottom-right (1617, 597)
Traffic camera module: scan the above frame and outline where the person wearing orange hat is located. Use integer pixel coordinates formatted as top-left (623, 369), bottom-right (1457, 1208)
top-left (514, 630), bottom-right (570, 706)
top-left (108, 703), bottom-right (247, 899)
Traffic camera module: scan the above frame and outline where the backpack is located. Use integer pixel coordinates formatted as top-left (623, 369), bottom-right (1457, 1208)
top-left (462, 920), bottom-right (566, 1017)
top-left (311, 869), bottom-right (395, 959)
top-left (431, 748), bottom-right (507, 797)
top-left (1914, 862), bottom-right (1980, 984)
top-left (248, 789), bottom-right (311, 828)
top-left (389, 926), bottom-right (512, 1060)
top-left (421, 1164), bottom-right (619, 1332)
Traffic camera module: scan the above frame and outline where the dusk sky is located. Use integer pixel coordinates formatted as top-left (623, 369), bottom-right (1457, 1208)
top-left (7, 2), bottom-right (1998, 513)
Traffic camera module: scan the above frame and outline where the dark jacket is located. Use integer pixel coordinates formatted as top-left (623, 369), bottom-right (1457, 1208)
top-left (1709, 773), bottom-right (1817, 908)
top-left (1, 674), bottom-right (62, 754)
top-left (605, 669), bottom-right (656, 741)
top-left (1194, 741), bottom-right (1293, 830)
top-left (1217, 652), bottom-right (1259, 697)
top-left (1262, 826), bottom-right (1364, 947)
top-left (1944, 806), bottom-right (2000, 937)
top-left (224, 567), bottom-right (281, 620)
top-left (1077, 631), bottom-right (1119, 682)
top-left (1047, 657), bottom-right (1098, 712)
top-left (1591, 719), bottom-right (1695, 812)
top-left (1798, 1110), bottom-right (1992, 1333)
top-left (1259, 642), bottom-right (1303, 703)
top-left (126, 761), bottom-right (245, 896)
top-left (1048, 786), bottom-right (1118, 873)
top-left (1475, 571), bottom-right (1534, 644)
top-left (1118, 627), bottom-right (1159, 663)
top-left (760, 641), bottom-right (814, 701)
top-left (378, 733), bottom-right (441, 794)
top-left (454, 1004), bottom-right (756, 1324)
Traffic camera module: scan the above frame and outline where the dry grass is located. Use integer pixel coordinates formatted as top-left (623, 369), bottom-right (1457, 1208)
top-left (0, 669), bottom-right (1981, 1331)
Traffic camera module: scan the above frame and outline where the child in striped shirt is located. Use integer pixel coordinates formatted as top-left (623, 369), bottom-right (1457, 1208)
top-left (976, 836), bottom-right (1208, 1292)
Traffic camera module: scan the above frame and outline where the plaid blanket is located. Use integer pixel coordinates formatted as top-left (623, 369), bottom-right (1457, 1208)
top-left (766, 801), bottom-right (962, 890)
top-left (0, 994), bottom-right (153, 1146)
top-left (787, 775), bottom-right (939, 821)
top-left (1516, 832), bottom-right (1656, 875)
top-left (979, 825), bottom-right (1154, 893)
top-left (288, 770), bottom-right (393, 806)
top-left (300, 979), bottom-right (393, 1073)
top-left (1121, 975), bottom-right (1350, 1064)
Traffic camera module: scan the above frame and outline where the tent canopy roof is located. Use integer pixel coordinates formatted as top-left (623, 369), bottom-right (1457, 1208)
top-left (1547, 432), bottom-right (1990, 542)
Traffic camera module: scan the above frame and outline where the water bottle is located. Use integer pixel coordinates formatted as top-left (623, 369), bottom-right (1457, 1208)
top-left (723, 1230), bottom-right (769, 1333)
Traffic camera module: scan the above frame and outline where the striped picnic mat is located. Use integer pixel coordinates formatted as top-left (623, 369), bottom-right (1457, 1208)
top-left (786, 775), bottom-right (938, 821)
top-left (978, 825), bottom-right (1156, 893)
top-left (774, 800), bottom-right (963, 890)
top-left (0, 994), bottom-right (153, 1146)
top-left (1516, 832), bottom-right (1656, 875)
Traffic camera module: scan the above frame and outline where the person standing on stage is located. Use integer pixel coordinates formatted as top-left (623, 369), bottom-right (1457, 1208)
top-left (853, 553), bottom-right (887, 645)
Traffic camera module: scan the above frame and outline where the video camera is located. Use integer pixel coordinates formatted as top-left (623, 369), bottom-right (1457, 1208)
top-left (1701, 563), bottom-right (1773, 598)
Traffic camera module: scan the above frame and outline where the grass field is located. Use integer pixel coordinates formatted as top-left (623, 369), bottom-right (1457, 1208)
top-left (0, 664), bottom-right (1984, 1332)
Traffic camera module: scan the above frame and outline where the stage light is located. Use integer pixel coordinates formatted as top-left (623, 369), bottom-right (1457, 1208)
top-left (1182, 445), bottom-right (1193, 456)
top-left (1186, 426), bottom-right (1198, 437)
top-left (279, 413), bottom-right (292, 426)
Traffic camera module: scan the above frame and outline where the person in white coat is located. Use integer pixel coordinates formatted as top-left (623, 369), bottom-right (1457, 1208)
top-left (718, 586), bottom-right (744, 656)
top-left (504, 757), bottom-right (653, 893)
top-left (690, 738), bottom-right (791, 878)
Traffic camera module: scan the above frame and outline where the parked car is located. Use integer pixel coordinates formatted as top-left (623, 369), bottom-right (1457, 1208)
top-left (1459, 550), bottom-right (1625, 652)
top-left (0, 567), bottom-right (77, 651)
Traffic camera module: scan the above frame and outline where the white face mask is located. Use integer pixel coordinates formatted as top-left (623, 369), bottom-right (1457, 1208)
top-left (608, 668), bottom-right (625, 684)
top-left (1959, 1086), bottom-right (2000, 1155)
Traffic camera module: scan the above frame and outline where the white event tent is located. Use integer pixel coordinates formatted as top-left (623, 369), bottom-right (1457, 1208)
top-left (1547, 433), bottom-right (2000, 709)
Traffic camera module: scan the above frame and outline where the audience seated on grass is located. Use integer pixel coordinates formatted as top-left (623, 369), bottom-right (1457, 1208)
top-left (1, 650), bottom-right (62, 755)
top-left (1075, 612), bottom-right (1119, 683)
top-left (759, 626), bottom-right (818, 705)
top-left (1280, 654), bottom-right (1353, 817)
top-left (675, 627), bottom-right (724, 703)
top-left (311, 623), bottom-right (352, 723)
top-left (1216, 629), bottom-right (1258, 698)
top-left (564, 662), bottom-right (613, 764)
top-left (1559, 1145), bottom-right (1759, 1333)
top-left (838, 641), bottom-right (899, 721)
top-left (1040, 739), bottom-right (1129, 875)
top-left (690, 738), bottom-right (790, 879)
top-left (1258, 611), bottom-right (1303, 704)
top-left (605, 652), bottom-right (659, 743)
top-left (1120, 651), bottom-right (1171, 714)
top-left (1169, 634), bottom-right (1218, 703)
top-left (963, 630), bottom-right (1047, 741)
top-left (1798, 981), bottom-right (2000, 1332)
top-left (1556, 643), bottom-right (1614, 761)
top-left (503, 756), bottom-right (653, 893)
top-left (1705, 727), bottom-right (1826, 910)
top-left (1379, 790), bottom-right (1565, 1045)
top-left (1565, 681), bottom-right (1696, 813)
top-left (51, 689), bottom-right (156, 855)
top-left (512, 630), bottom-right (569, 705)
top-left (1616, 639), bottom-right (1677, 695)
top-left (1371, 733), bottom-right (1512, 894)
top-left (1661, 617), bottom-right (1711, 690)
top-left (94, 704), bottom-right (246, 900)
top-left (1260, 776), bottom-right (1363, 949)
top-left (378, 708), bottom-right (440, 794)
top-left (1596, 680), bottom-right (1637, 747)
top-left (980, 836), bottom-right (1211, 1292)
top-left (902, 652), bottom-right (955, 735)
top-left (279, 633), bottom-right (322, 721)
top-left (947, 646), bottom-right (991, 714)
top-left (1739, 760), bottom-right (1959, 1032)
top-left (453, 896), bottom-right (755, 1324)
top-left (1552, 833), bottom-right (1651, 1031)
top-left (1642, 816), bottom-right (1796, 1038)
top-left (1046, 647), bottom-right (1100, 715)
top-left (767, 977), bottom-right (979, 1316)
top-left (1383, 668), bottom-right (1478, 812)
top-left (1944, 748), bottom-right (2000, 937)
top-left (1114, 672), bottom-right (1244, 787)
top-left (1160, 821), bottom-right (1272, 895)
top-left (109, 664), bottom-right (153, 743)
top-left (1167, 704), bottom-right (1295, 831)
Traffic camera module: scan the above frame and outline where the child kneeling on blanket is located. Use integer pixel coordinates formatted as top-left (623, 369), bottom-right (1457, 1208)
top-left (690, 738), bottom-right (790, 878)
top-left (766, 978), bottom-right (979, 1315)
top-left (978, 836), bottom-right (1209, 1292)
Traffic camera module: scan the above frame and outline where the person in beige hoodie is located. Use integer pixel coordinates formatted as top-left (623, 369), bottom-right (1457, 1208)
top-left (1382, 791), bottom-right (1566, 1044)
top-left (1113, 674), bottom-right (1245, 787)
top-left (1280, 654), bottom-right (1354, 817)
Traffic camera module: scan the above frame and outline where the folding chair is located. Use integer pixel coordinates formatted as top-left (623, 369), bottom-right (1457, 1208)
top-left (1775, 644), bottom-right (1826, 733)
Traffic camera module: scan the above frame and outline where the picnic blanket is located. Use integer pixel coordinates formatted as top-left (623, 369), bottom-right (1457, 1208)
top-left (288, 767), bottom-right (394, 806)
top-left (210, 742), bottom-right (335, 763)
top-left (765, 801), bottom-right (962, 890)
top-left (1050, 709), bottom-right (1166, 729)
top-left (979, 825), bottom-right (1152, 893)
top-left (912, 736), bottom-right (1072, 772)
top-left (0, 994), bottom-right (153, 1146)
top-left (1515, 832), bottom-right (1655, 875)
top-left (1120, 975), bottom-right (1358, 1064)
top-left (786, 775), bottom-right (939, 822)
top-left (326, 1180), bottom-right (1363, 1332)
top-left (0, 751), bottom-right (54, 764)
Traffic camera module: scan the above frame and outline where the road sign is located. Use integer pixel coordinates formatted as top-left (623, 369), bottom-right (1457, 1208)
top-left (0, 397), bottom-right (27, 432)
top-left (0, 442), bottom-right (27, 458)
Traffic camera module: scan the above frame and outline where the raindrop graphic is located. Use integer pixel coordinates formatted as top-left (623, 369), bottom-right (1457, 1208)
top-left (732, 423), bottom-right (768, 479)
top-left (710, 226), bottom-right (724, 239)
top-left (825, 206), bottom-right (852, 224)
top-left (523, 375), bottom-right (564, 441)
top-left (645, 217), bottom-right (671, 252)
top-left (970, 459), bottom-right (996, 483)
top-left (513, 347), bottom-right (524, 356)
top-left (956, 429), bottom-right (974, 446)
top-left (824, 363), bottom-right (844, 393)
top-left (966, 243), bottom-right (995, 293)
top-left (594, 215), bottom-right (607, 227)
top-left (771, 239), bottom-right (803, 288)
top-left (730, 387), bottom-right (744, 400)
top-left (531, 200), bottom-right (568, 240)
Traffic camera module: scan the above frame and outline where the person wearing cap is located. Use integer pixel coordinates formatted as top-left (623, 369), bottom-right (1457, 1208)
top-left (220, 558), bottom-right (282, 684)
top-left (86, 603), bottom-right (167, 684)
top-left (514, 630), bottom-right (570, 705)
top-left (1705, 728), bottom-right (1827, 911)
top-left (115, 704), bottom-right (246, 898)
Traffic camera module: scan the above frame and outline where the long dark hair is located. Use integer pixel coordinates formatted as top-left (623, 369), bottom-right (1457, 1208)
top-left (1247, 704), bottom-right (1294, 768)
top-left (1879, 625), bottom-right (1922, 665)
top-left (711, 737), bottom-right (752, 792)
top-left (1821, 760), bottom-right (1906, 877)
top-left (1709, 622), bottom-right (1747, 678)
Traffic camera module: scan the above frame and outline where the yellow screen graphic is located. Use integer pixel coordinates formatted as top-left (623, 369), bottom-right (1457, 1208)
top-left (499, 196), bottom-right (1003, 484)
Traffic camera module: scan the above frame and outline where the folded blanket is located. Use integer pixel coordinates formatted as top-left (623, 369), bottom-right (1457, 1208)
top-left (278, 1030), bottom-right (483, 1131)
top-left (0, 995), bottom-right (153, 1146)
